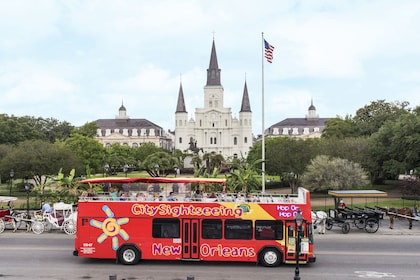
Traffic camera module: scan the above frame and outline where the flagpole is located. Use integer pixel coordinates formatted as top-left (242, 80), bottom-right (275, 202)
top-left (261, 32), bottom-right (266, 194)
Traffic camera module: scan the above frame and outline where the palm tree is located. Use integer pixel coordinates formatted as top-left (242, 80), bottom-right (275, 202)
top-left (226, 158), bottom-right (263, 193)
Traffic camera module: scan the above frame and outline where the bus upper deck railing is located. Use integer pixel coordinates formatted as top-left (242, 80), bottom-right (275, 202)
top-left (79, 190), bottom-right (307, 204)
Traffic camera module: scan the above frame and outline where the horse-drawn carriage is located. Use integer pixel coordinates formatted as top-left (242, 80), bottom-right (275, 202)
top-left (31, 202), bottom-right (77, 235)
top-left (324, 190), bottom-right (387, 234)
top-left (326, 206), bottom-right (384, 233)
top-left (0, 196), bottom-right (26, 233)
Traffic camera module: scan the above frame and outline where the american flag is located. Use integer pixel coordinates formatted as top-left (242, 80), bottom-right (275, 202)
top-left (264, 39), bottom-right (275, 63)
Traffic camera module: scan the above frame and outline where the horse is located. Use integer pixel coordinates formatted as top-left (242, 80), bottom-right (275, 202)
top-left (311, 210), bottom-right (328, 234)
top-left (388, 207), bottom-right (413, 230)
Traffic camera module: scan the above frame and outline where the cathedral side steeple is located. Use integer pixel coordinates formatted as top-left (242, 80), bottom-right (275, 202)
top-left (206, 39), bottom-right (221, 86)
top-left (175, 82), bottom-right (187, 113)
top-left (240, 81), bottom-right (252, 112)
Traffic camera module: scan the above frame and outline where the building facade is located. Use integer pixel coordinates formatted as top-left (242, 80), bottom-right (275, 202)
top-left (95, 104), bottom-right (173, 151)
top-left (174, 40), bottom-right (253, 159)
top-left (265, 100), bottom-right (330, 138)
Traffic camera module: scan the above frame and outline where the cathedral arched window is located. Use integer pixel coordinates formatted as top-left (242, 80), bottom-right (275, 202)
top-left (244, 137), bottom-right (248, 144)
top-left (234, 137), bottom-right (237, 145)
top-left (179, 137), bottom-right (182, 144)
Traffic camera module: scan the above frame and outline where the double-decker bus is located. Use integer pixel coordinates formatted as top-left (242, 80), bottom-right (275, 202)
top-left (73, 177), bottom-right (316, 267)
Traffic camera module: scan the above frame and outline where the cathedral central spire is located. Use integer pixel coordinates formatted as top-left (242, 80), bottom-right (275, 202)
top-left (206, 39), bottom-right (221, 86)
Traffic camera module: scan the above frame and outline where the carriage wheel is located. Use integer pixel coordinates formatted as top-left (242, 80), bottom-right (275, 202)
top-left (0, 219), bottom-right (5, 233)
top-left (32, 220), bottom-right (45, 234)
top-left (354, 219), bottom-right (365, 229)
top-left (341, 222), bottom-right (350, 234)
top-left (365, 218), bottom-right (379, 233)
top-left (63, 220), bottom-right (76, 235)
top-left (326, 218), bottom-right (333, 230)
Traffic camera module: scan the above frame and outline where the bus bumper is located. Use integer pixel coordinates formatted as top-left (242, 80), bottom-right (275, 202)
top-left (73, 250), bottom-right (78, 256)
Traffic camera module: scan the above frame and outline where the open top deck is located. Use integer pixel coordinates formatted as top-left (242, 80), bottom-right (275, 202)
top-left (78, 177), bottom-right (310, 205)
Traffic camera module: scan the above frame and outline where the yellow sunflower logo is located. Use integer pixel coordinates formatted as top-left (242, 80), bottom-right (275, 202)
top-left (90, 205), bottom-right (130, 250)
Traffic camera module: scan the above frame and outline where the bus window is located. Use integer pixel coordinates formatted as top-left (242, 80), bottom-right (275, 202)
top-left (152, 218), bottom-right (180, 238)
top-left (202, 219), bottom-right (222, 239)
top-left (255, 220), bottom-right (283, 240)
top-left (224, 220), bottom-right (252, 240)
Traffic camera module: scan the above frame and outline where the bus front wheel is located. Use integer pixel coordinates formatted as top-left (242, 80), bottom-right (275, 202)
top-left (118, 245), bottom-right (140, 265)
top-left (259, 248), bottom-right (281, 267)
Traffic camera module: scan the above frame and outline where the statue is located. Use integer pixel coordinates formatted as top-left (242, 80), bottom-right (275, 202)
top-left (186, 137), bottom-right (203, 154)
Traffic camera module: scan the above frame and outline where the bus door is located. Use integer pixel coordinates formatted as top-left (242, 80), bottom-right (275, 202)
top-left (285, 220), bottom-right (309, 263)
top-left (182, 219), bottom-right (200, 260)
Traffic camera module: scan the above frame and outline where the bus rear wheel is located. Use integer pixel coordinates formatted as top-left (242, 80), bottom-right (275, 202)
top-left (118, 245), bottom-right (140, 265)
top-left (259, 248), bottom-right (281, 267)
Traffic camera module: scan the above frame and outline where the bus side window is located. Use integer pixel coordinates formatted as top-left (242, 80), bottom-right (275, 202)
top-left (202, 219), bottom-right (222, 239)
top-left (224, 220), bottom-right (252, 240)
top-left (255, 220), bottom-right (283, 240)
top-left (152, 218), bottom-right (180, 238)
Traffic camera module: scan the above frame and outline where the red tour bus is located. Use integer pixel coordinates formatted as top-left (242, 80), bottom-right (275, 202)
top-left (73, 177), bottom-right (316, 267)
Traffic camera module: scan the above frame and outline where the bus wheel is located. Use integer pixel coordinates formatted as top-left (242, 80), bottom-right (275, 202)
top-left (118, 245), bottom-right (140, 265)
top-left (259, 248), bottom-right (281, 267)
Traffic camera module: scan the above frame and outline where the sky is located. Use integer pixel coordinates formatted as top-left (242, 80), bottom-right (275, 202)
top-left (1, 0), bottom-right (419, 136)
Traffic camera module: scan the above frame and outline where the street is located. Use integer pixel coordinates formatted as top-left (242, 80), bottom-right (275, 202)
top-left (0, 218), bottom-right (419, 280)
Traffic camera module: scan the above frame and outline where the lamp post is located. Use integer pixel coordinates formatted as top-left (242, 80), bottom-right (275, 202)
top-left (174, 165), bottom-right (178, 178)
top-left (154, 164), bottom-right (159, 177)
top-left (25, 180), bottom-right (30, 218)
top-left (104, 163), bottom-right (110, 177)
top-left (289, 171), bottom-right (295, 194)
top-left (9, 169), bottom-right (14, 196)
top-left (294, 208), bottom-right (304, 280)
top-left (123, 164), bottom-right (129, 177)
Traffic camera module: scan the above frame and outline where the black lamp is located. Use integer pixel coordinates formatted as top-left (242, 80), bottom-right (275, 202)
top-left (294, 208), bottom-right (304, 280)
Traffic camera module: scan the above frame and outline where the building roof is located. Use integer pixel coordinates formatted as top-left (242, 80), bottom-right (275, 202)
top-left (269, 117), bottom-right (329, 128)
top-left (96, 118), bottom-right (162, 129)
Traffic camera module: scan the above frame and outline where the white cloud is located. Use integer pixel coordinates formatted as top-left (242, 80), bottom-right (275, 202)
top-left (0, 0), bottom-right (419, 134)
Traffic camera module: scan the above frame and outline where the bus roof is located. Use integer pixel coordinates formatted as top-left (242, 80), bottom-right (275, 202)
top-left (78, 177), bottom-right (226, 185)
top-left (328, 190), bottom-right (388, 198)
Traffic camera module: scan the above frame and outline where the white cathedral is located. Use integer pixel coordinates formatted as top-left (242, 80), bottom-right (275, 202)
top-left (174, 40), bottom-right (253, 159)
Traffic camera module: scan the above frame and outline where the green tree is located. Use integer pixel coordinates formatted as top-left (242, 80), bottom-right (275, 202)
top-left (75, 121), bottom-right (99, 137)
top-left (142, 151), bottom-right (176, 177)
top-left (353, 100), bottom-right (410, 136)
top-left (0, 114), bottom-right (45, 144)
top-left (0, 140), bottom-right (83, 192)
top-left (64, 132), bottom-right (106, 174)
top-left (301, 155), bottom-right (369, 192)
top-left (133, 143), bottom-right (163, 166)
top-left (322, 116), bottom-right (358, 139)
top-left (320, 137), bottom-right (370, 167)
top-left (202, 152), bottom-right (225, 174)
top-left (226, 158), bottom-right (262, 192)
top-left (249, 137), bottom-right (320, 193)
top-left (369, 110), bottom-right (420, 180)
top-left (104, 143), bottom-right (137, 175)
